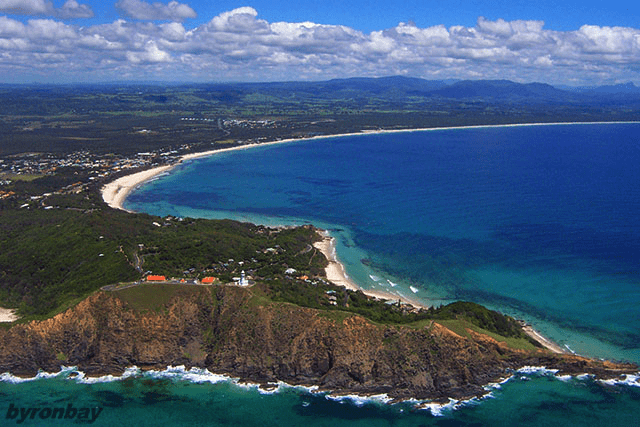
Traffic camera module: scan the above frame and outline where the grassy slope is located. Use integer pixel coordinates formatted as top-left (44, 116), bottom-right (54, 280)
top-left (113, 282), bottom-right (540, 353)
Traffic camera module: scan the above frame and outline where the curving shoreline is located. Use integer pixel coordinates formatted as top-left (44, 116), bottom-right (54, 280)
top-left (99, 121), bottom-right (627, 354)
top-left (312, 230), bottom-right (430, 310)
top-left (101, 121), bottom-right (638, 212)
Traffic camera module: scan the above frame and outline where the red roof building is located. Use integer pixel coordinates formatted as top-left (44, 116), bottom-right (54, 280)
top-left (201, 277), bottom-right (216, 284)
top-left (146, 275), bottom-right (166, 282)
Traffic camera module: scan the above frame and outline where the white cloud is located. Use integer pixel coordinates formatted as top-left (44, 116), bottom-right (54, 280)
top-left (0, 15), bottom-right (26, 37)
top-left (0, 9), bottom-right (639, 84)
top-left (0, 0), bottom-right (55, 15)
top-left (26, 19), bottom-right (76, 40)
top-left (116, 0), bottom-right (196, 22)
top-left (126, 40), bottom-right (171, 63)
top-left (0, 0), bottom-right (93, 18)
top-left (59, 0), bottom-right (94, 19)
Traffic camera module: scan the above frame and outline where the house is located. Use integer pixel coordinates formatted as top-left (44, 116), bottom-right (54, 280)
top-left (201, 277), bottom-right (216, 284)
top-left (146, 275), bottom-right (166, 282)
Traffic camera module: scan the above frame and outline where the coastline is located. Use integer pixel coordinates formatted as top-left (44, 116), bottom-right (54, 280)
top-left (312, 230), bottom-right (429, 310)
top-left (98, 121), bottom-right (615, 353)
top-left (312, 230), bottom-right (567, 354)
top-left (101, 120), bottom-right (639, 212)
top-left (101, 165), bottom-right (173, 212)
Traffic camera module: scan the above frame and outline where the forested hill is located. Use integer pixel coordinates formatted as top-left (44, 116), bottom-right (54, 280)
top-left (2, 77), bottom-right (640, 156)
top-left (2, 77), bottom-right (640, 115)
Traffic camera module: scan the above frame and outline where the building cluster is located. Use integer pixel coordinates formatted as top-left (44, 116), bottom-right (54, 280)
top-left (0, 147), bottom-right (189, 208)
top-left (0, 150), bottom-right (179, 179)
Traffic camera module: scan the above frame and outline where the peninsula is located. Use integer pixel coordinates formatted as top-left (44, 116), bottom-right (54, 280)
top-left (1, 79), bottom-right (639, 402)
top-left (1, 133), bottom-right (636, 402)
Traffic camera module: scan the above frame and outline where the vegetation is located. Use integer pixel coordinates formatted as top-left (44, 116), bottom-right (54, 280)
top-left (0, 182), bottom-right (324, 319)
top-left (0, 169), bottom-right (533, 345)
top-left (2, 79), bottom-right (640, 156)
top-left (2, 77), bottom-right (598, 345)
top-left (262, 277), bottom-right (535, 343)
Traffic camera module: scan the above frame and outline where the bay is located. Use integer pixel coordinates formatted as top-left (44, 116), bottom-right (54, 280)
top-left (127, 122), bottom-right (640, 364)
top-left (3, 123), bottom-right (639, 426)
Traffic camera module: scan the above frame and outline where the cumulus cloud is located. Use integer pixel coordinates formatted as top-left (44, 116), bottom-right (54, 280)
top-left (0, 0), bottom-right (53, 15)
top-left (58, 0), bottom-right (94, 19)
top-left (0, 8), bottom-right (639, 84)
top-left (0, 0), bottom-right (93, 18)
top-left (116, 0), bottom-right (196, 22)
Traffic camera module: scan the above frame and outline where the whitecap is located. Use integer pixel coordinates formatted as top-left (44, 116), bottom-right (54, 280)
top-left (0, 366), bottom-right (73, 383)
top-left (0, 372), bottom-right (36, 384)
top-left (484, 376), bottom-right (511, 390)
top-left (142, 365), bottom-right (234, 385)
top-left (409, 286), bottom-right (419, 294)
top-left (75, 366), bottom-right (142, 384)
top-left (418, 398), bottom-right (459, 416)
top-left (599, 373), bottom-right (640, 387)
top-left (516, 366), bottom-right (559, 375)
top-left (325, 393), bottom-right (392, 407)
top-left (369, 275), bottom-right (382, 282)
top-left (387, 280), bottom-right (397, 287)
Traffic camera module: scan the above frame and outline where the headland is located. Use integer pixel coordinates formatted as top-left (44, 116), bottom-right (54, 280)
top-left (99, 123), bottom-right (597, 355)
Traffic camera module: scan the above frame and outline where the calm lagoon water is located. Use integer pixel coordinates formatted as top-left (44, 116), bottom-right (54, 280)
top-left (3, 123), bottom-right (639, 426)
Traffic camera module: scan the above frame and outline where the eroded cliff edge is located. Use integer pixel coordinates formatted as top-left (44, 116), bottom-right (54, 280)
top-left (0, 285), bottom-right (635, 401)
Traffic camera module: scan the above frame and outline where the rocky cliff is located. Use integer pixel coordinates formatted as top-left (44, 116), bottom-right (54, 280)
top-left (0, 285), bottom-right (635, 401)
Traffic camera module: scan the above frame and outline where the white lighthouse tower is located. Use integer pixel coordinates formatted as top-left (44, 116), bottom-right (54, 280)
top-left (239, 270), bottom-right (248, 287)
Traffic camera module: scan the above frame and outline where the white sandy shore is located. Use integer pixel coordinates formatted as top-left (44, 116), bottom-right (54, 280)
top-left (101, 121), bottom-right (638, 211)
top-left (313, 231), bottom-right (429, 310)
top-left (100, 121), bottom-right (611, 352)
top-left (0, 308), bottom-right (18, 323)
top-left (522, 325), bottom-right (567, 354)
top-left (101, 165), bottom-right (173, 212)
top-left (313, 230), bottom-right (568, 354)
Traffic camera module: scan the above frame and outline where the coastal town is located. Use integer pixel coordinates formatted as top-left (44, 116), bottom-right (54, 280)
top-left (1, 1), bottom-right (639, 420)
top-left (1, 124), bottom-right (573, 355)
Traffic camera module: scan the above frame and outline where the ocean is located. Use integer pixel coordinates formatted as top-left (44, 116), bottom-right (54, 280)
top-left (3, 123), bottom-right (639, 425)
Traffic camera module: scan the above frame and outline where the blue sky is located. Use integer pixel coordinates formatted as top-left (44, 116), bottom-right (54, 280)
top-left (0, 0), bottom-right (639, 85)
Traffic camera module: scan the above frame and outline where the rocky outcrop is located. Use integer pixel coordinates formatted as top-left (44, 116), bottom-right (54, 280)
top-left (0, 286), bottom-right (635, 401)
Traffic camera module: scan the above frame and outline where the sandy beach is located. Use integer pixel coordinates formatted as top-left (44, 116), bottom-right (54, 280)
top-left (102, 121), bottom-right (638, 211)
top-left (101, 165), bottom-right (173, 211)
top-left (522, 325), bottom-right (567, 354)
top-left (313, 230), bottom-right (429, 309)
top-left (0, 307), bottom-right (18, 323)
top-left (100, 122), bottom-right (599, 353)
top-left (312, 230), bottom-right (567, 353)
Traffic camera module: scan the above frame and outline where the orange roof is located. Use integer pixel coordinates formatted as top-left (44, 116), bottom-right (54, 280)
top-left (146, 275), bottom-right (166, 281)
top-left (201, 277), bottom-right (216, 284)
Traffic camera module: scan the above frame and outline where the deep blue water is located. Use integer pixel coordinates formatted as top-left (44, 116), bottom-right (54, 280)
top-left (3, 123), bottom-right (639, 425)
top-left (126, 123), bottom-right (640, 364)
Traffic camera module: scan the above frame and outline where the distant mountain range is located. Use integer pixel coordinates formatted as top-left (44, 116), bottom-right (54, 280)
top-left (189, 76), bottom-right (640, 105)
top-left (3, 76), bottom-right (639, 105)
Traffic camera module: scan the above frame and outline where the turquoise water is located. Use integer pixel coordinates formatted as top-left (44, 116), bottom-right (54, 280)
top-left (1, 367), bottom-right (639, 426)
top-left (126, 123), bottom-right (640, 364)
top-left (3, 123), bottom-right (639, 425)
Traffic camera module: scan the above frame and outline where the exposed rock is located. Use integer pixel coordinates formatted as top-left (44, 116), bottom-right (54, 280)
top-left (0, 287), bottom-right (635, 401)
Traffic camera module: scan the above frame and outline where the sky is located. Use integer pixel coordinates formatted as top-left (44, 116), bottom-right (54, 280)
top-left (0, 0), bottom-right (638, 85)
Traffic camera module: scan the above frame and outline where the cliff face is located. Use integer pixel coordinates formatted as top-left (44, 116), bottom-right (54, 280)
top-left (0, 286), bottom-right (634, 400)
